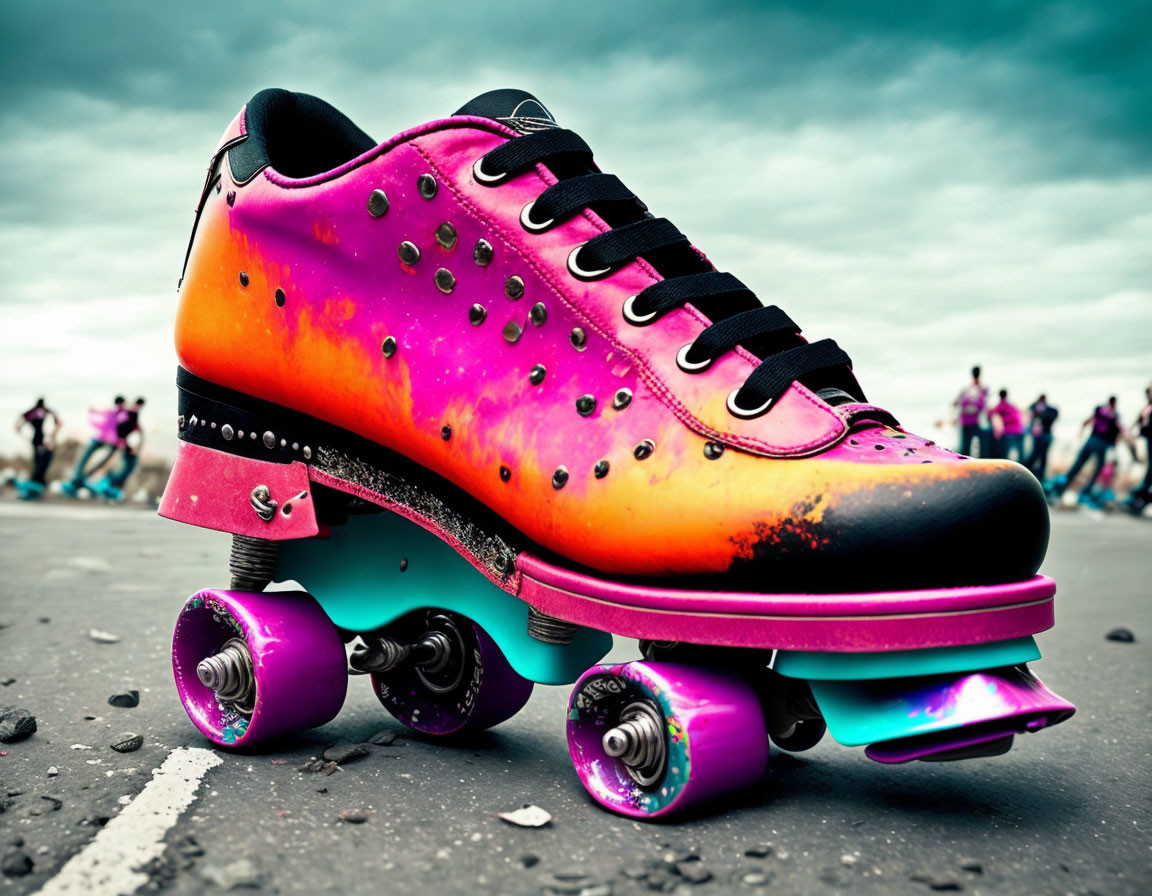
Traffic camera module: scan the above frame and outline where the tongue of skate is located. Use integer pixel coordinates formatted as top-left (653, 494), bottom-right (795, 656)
top-left (454, 89), bottom-right (560, 134)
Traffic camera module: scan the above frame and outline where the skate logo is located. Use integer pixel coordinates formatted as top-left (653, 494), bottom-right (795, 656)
top-left (575, 675), bottom-right (626, 710)
top-left (499, 99), bottom-right (559, 134)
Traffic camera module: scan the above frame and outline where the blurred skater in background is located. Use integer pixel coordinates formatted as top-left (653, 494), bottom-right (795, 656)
top-left (1026, 394), bottom-right (1059, 481)
top-left (62, 396), bottom-right (125, 496)
top-left (12, 398), bottom-right (61, 499)
top-left (954, 366), bottom-right (989, 457)
top-left (1126, 385), bottom-right (1152, 513)
top-left (1051, 396), bottom-right (1123, 504)
top-left (89, 397), bottom-right (146, 501)
top-left (989, 389), bottom-right (1025, 462)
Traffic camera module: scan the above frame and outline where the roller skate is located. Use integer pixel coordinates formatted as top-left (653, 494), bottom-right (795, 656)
top-left (161, 88), bottom-right (1074, 819)
top-left (14, 478), bottom-right (45, 500)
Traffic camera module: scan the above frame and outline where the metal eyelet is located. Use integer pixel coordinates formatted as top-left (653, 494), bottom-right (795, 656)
top-left (675, 343), bottom-right (713, 373)
top-left (622, 294), bottom-right (658, 326)
top-left (472, 157), bottom-right (506, 185)
top-left (726, 388), bottom-right (773, 419)
top-left (520, 200), bottom-right (555, 233)
top-left (567, 244), bottom-right (612, 280)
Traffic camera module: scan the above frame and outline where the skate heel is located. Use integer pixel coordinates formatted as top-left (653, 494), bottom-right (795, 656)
top-left (160, 439), bottom-right (318, 540)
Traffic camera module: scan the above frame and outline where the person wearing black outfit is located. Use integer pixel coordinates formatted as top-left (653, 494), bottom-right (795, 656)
top-left (14, 398), bottom-right (61, 487)
top-left (1025, 394), bottom-right (1059, 481)
top-left (1053, 397), bottom-right (1122, 500)
top-left (1127, 385), bottom-right (1152, 512)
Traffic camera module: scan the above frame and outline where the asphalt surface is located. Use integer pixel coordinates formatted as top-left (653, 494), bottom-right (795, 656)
top-left (0, 501), bottom-right (1148, 895)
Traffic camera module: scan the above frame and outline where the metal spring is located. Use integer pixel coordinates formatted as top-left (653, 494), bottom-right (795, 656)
top-left (229, 535), bottom-right (280, 591)
top-left (602, 701), bottom-right (666, 787)
top-left (526, 606), bottom-right (578, 645)
top-left (197, 638), bottom-right (255, 714)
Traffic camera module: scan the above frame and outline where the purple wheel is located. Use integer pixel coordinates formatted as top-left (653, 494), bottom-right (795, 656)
top-left (172, 589), bottom-right (348, 747)
top-left (370, 611), bottom-right (533, 736)
top-left (567, 661), bottom-right (769, 818)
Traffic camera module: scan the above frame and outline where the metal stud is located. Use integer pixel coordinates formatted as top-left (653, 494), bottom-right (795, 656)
top-left (473, 239), bottom-right (493, 266)
top-left (634, 439), bottom-right (655, 461)
top-left (417, 174), bottom-right (438, 199)
top-left (177, 415), bottom-right (186, 430)
top-left (239, 272), bottom-right (249, 287)
top-left (275, 288), bottom-right (286, 307)
top-left (468, 303), bottom-right (487, 326)
top-left (529, 302), bottom-right (547, 326)
top-left (704, 441), bottom-right (725, 460)
top-left (499, 465), bottom-right (511, 482)
top-left (505, 276), bottom-right (525, 300)
top-left (237, 429), bottom-right (244, 439)
top-left (250, 431), bottom-right (256, 440)
top-left (576, 395), bottom-right (596, 417)
top-left (367, 189), bottom-right (390, 217)
top-left (211, 422), bottom-right (217, 429)
top-left (552, 466), bottom-right (569, 490)
top-left (436, 223), bottom-right (458, 249)
top-left (594, 460), bottom-right (610, 479)
top-left (435, 268), bottom-right (456, 294)
top-left (190, 415), bottom-right (198, 426)
top-left (441, 425), bottom-right (452, 441)
top-left (263, 431), bottom-right (276, 449)
top-left (381, 336), bottom-right (398, 358)
top-left (529, 364), bottom-right (547, 385)
top-left (612, 388), bottom-right (633, 410)
top-left (398, 241), bottom-right (420, 265)
top-left (503, 321), bottom-right (523, 344)
top-left (303, 446), bottom-right (312, 460)
top-left (219, 423), bottom-right (231, 440)
top-left (569, 327), bottom-right (587, 350)
top-left (226, 190), bottom-right (236, 206)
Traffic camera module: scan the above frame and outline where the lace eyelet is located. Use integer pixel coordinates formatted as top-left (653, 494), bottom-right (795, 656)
top-left (675, 343), bottom-right (713, 373)
top-left (726, 388), bottom-right (773, 419)
top-left (567, 243), bottom-right (612, 280)
top-left (520, 200), bottom-right (554, 233)
top-left (622, 294), bottom-right (658, 326)
top-left (472, 156), bottom-right (506, 185)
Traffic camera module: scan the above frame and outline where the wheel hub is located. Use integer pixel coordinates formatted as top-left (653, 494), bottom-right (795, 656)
top-left (602, 700), bottom-right (666, 787)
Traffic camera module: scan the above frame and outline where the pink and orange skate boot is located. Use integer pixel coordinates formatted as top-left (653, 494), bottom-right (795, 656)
top-left (162, 89), bottom-right (1073, 818)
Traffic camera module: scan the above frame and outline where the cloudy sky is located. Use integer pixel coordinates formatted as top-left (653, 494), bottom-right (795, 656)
top-left (2, 1), bottom-right (1149, 463)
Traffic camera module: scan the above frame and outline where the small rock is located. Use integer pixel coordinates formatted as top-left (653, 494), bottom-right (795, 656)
top-left (1106, 627), bottom-right (1135, 643)
top-left (1, 679), bottom-right (15, 687)
top-left (0, 707), bottom-right (36, 743)
top-left (520, 853), bottom-right (540, 868)
top-left (744, 843), bottom-right (773, 858)
top-left (89, 629), bottom-right (121, 644)
top-left (108, 691), bottom-right (139, 708)
top-left (322, 742), bottom-right (370, 764)
top-left (40, 796), bottom-right (62, 812)
top-left (200, 857), bottom-right (262, 889)
top-left (958, 858), bottom-right (983, 874)
top-left (70, 744), bottom-right (92, 750)
top-left (498, 804), bottom-right (552, 827)
top-left (315, 787), bottom-right (327, 794)
top-left (38, 617), bottom-right (49, 624)
top-left (47, 767), bottom-right (58, 777)
top-left (742, 872), bottom-right (770, 887)
top-left (111, 734), bottom-right (144, 753)
top-left (1, 850), bottom-right (33, 877)
top-left (177, 835), bottom-right (204, 859)
top-left (841, 854), bottom-right (858, 866)
top-left (538, 871), bottom-right (610, 896)
top-left (299, 758), bottom-right (339, 774)
top-left (367, 730), bottom-right (397, 746)
top-left (339, 809), bottom-right (369, 824)
top-left (676, 861), bottom-right (712, 883)
top-left (910, 872), bottom-right (963, 891)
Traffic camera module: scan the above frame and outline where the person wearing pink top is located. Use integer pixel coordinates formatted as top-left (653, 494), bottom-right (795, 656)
top-left (989, 389), bottom-right (1025, 462)
top-left (953, 365), bottom-right (989, 456)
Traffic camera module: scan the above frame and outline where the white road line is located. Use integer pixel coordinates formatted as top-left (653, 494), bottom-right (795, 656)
top-left (35, 747), bottom-right (222, 896)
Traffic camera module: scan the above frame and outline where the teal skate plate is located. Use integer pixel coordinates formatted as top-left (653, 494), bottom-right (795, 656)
top-left (276, 511), bottom-right (611, 686)
top-left (775, 637), bottom-right (1039, 681)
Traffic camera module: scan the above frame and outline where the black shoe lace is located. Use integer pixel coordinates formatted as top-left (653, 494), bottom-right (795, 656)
top-left (474, 129), bottom-right (857, 418)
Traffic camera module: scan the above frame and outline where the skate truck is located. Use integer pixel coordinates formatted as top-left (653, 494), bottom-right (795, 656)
top-left (161, 88), bottom-right (1074, 819)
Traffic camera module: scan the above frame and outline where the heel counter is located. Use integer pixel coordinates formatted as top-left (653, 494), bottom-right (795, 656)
top-left (175, 108), bottom-right (248, 374)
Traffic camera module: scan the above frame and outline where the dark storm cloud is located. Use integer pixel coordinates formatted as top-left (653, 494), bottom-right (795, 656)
top-left (0, 0), bottom-right (1148, 459)
top-left (3, 1), bottom-right (1150, 176)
